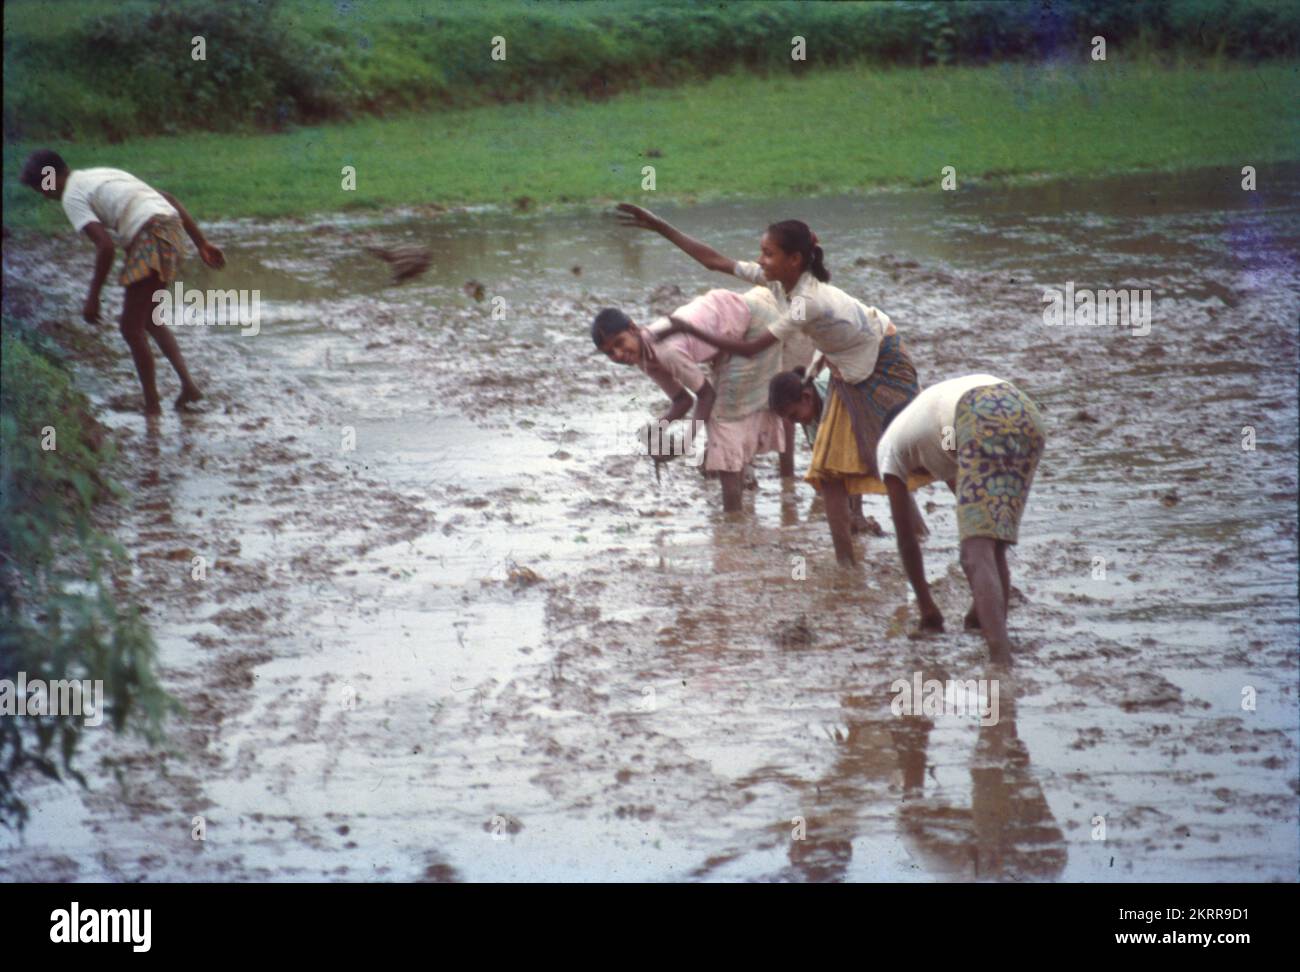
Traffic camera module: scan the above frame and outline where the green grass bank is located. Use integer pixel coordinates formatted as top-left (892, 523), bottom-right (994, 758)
top-left (0, 315), bottom-right (175, 830)
top-left (5, 0), bottom-right (1298, 144)
top-left (5, 60), bottom-right (1298, 231)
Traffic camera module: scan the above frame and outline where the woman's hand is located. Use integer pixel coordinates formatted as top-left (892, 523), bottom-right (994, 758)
top-left (198, 241), bottom-right (226, 269)
top-left (615, 203), bottom-right (664, 233)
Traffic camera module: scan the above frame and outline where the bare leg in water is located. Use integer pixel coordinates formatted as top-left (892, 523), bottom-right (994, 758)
top-left (779, 418), bottom-right (795, 478)
top-left (849, 494), bottom-right (869, 533)
top-left (966, 541), bottom-right (1011, 630)
top-left (121, 273), bottom-right (202, 413)
top-left (823, 478), bottom-right (856, 565)
top-left (960, 537), bottom-right (1014, 665)
top-left (719, 471), bottom-right (743, 513)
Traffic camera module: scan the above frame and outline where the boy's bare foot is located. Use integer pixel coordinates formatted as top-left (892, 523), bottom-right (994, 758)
top-left (964, 606), bottom-right (981, 630)
top-left (988, 641), bottom-right (1014, 667)
top-left (144, 399), bottom-right (163, 416)
top-left (175, 386), bottom-right (203, 411)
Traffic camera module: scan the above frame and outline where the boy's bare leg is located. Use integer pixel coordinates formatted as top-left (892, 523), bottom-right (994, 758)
top-left (120, 281), bottom-right (163, 414)
top-left (779, 418), bottom-right (795, 478)
top-left (823, 478), bottom-right (855, 565)
top-left (131, 275), bottom-right (202, 408)
top-left (719, 471), bottom-right (743, 512)
top-left (960, 537), bottom-right (1013, 664)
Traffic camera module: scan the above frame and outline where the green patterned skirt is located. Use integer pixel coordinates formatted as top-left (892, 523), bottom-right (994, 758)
top-left (954, 382), bottom-right (1046, 543)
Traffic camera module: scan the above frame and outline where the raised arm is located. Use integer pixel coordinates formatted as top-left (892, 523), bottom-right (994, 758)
top-left (616, 203), bottom-right (735, 275)
top-left (660, 314), bottom-right (778, 359)
top-left (158, 190), bottom-right (225, 269)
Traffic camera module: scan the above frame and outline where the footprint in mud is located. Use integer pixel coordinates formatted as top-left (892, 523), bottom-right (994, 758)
top-left (771, 615), bottom-right (815, 650)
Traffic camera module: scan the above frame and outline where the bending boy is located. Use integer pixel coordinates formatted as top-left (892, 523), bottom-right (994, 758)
top-left (20, 150), bottom-right (225, 415)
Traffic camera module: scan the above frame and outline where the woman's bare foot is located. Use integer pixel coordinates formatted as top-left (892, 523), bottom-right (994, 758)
top-left (919, 606), bottom-right (945, 632)
top-left (988, 641), bottom-right (1014, 668)
top-left (144, 400), bottom-right (163, 417)
top-left (174, 385), bottom-right (203, 411)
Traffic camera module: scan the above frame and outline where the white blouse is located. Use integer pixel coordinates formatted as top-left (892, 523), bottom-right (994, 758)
top-left (732, 260), bottom-right (895, 384)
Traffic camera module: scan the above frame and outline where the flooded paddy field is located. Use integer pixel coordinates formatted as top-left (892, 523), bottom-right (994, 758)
top-left (2, 165), bottom-right (1297, 882)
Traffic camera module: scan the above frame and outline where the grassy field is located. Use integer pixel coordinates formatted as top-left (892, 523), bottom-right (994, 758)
top-left (5, 60), bottom-right (1298, 232)
top-left (5, 0), bottom-right (1298, 144)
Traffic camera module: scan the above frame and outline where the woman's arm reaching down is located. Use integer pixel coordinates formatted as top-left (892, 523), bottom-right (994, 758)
top-left (616, 203), bottom-right (735, 275)
top-left (660, 314), bottom-right (779, 359)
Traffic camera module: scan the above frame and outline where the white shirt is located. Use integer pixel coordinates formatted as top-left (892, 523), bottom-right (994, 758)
top-left (61, 168), bottom-right (177, 244)
top-left (876, 374), bottom-right (1006, 483)
top-left (732, 260), bottom-right (893, 384)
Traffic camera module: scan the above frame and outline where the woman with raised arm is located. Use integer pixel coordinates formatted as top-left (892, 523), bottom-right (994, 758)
top-left (616, 203), bottom-right (926, 565)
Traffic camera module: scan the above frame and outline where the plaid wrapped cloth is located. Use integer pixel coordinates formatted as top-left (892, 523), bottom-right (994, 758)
top-left (807, 333), bottom-right (923, 494)
top-left (118, 215), bottom-right (186, 286)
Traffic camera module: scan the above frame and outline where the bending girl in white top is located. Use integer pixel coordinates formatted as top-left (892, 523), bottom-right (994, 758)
top-left (617, 203), bottom-right (926, 565)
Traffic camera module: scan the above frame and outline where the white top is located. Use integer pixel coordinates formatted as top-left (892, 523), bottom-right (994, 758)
top-left (732, 260), bottom-right (893, 384)
top-left (61, 168), bottom-right (177, 244)
top-left (876, 374), bottom-right (1006, 483)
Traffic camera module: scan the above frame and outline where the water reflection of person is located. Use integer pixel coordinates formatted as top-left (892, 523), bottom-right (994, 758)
top-left (895, 674), bottom-right (1066, 881)
top-left (768, 672), bottom-right (1064, 882)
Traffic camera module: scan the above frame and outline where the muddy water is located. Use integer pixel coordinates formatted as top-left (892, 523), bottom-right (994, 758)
top-left (2, 165), bottom-right (1297, 882)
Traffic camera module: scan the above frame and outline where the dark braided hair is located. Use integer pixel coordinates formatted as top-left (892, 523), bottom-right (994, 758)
top-left (767, 220), bottom-right (830, 282)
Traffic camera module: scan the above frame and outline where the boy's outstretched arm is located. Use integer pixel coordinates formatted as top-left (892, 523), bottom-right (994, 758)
top-left (158, 190), bottom-right (225, 269)
top-left (615, 203), bottom-right (734, 274)
top-left (885, 473), bottom-right (944, 630)
top-left (661, 315), bottom-right (778, 359)
top-left (80, 223), bottom-right (115, 323)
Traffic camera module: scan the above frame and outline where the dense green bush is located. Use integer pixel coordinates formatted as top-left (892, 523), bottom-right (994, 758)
top-left (4, 0), bottom-right (1298, 143)
top-left (0, 322), bottom-right (174, 830)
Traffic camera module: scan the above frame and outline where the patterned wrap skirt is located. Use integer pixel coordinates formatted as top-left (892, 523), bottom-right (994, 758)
top-left (806, 333), bottom-right (927, 495)
top-left (954, 381), bottom-right (1047, 544)
top-left (119, 215), bottom-right (186, 286)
